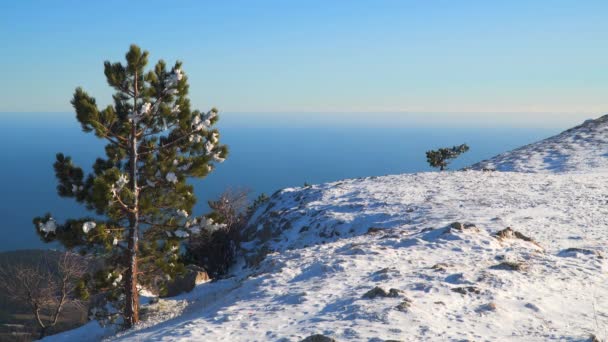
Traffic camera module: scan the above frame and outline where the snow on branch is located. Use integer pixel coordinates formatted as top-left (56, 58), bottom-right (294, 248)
top-left (38, 218), bottom-right (57, 236)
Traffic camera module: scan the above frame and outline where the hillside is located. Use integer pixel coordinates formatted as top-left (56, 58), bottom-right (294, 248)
top-left (469, 114), bottom-right (608, 173)
top-left (44, 116), bottom-right (608, 342)
top-left (48, 171), bottom-right (607, 342)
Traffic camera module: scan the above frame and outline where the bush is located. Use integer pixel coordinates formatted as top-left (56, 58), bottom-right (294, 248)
top-left (426, 144), bottom-right (470, 171)
top-left (183, 189), bottom-right (269, 278)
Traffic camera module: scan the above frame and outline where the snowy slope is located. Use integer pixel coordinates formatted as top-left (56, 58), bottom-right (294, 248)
top-left (469, 114), bottom-right (608, 173)
top-left (91, 171), bottom-right (608, 342)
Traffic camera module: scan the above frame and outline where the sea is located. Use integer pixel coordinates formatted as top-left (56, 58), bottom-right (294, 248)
top-left (0, 112), bottom-right (588, 251)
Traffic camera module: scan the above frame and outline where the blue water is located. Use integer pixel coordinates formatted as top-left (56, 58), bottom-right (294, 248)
top-left (0, 112), bottom-right (566, 251)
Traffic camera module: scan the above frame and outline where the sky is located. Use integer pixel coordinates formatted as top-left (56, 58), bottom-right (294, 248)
top-left (0, 0), bottom-right (607, 116)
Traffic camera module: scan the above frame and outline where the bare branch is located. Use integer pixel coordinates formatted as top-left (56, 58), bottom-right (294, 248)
top-left (0, 252), bottom-right (88, 338)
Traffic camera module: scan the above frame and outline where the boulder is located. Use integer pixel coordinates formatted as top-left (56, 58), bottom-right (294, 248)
top-left (362, 286), bottom-right (401, 299)
top-left (164, 265), bottom-right (210, 297)
top-left (495, 227), bottom-right (542, 249)
top-left (301, 334), bottom-right (336, 342)
top-left (451, 286), bottom-right (481, 295)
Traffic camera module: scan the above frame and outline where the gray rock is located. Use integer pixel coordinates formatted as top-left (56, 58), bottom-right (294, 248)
top-left (395, 298), bottom-right (413, 312)
top-left (363, 286), bottom-right (401, 299)
top-left (450, 222), bottom-right (464, 231)
top-left (490, 261), bottom-right (527, 271)
top-left (451, 286), bottom-right (481, 295)
top-left (164, 265), bottom-right (210, 297)
top-left (301, 334), bottom-right (336, 342)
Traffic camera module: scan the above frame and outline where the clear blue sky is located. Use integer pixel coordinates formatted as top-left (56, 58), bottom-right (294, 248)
top-left (1, 0), bottom-right (607, 115)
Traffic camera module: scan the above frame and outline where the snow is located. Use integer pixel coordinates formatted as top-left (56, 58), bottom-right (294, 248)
top-left (470, 114), bottom-right (608, 173)
top-left (127, 102), bottom-right (152, 123)
top-left (37, 218), bottom-right (57, 236)
top-left (48, 117), bottom-right (608, 341)
top-left (42, 321), bottom-right (111, 342)
top-left (109, 171), bottom-right (608, 342)
top-left (82, 221), bottom-right (96, 234)
top-left (174, 230), bottom-right (189, 238)
top-left (115, 174), bottom-right (129, 190)
top-left (204, 141), bottom-right (214, 152)
top-left (112, 274), bottom-right (123, 287)
top-left (167, 69), bottom-right (183, 86)
top-left (166, 172), bottom-right (178, 184)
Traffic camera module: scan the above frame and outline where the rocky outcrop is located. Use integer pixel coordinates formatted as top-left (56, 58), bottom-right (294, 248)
top-left (164, 265), bottom-right (210, 297)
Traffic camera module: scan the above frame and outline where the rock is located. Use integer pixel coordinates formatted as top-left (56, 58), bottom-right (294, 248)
top-left (363, 286), bottom-right (401, 299)
top-left (451, 286), bottom-right (481, 295)
top-left (374, 267), bottom-right (390, 274)
top-left (431, 263), bottom-right (449, 272)
top-left (490, 261), bottom-right (527, 271)
top-left (301, 334), bottom-right (336, 342)
top-left (449, 222), bottom-right (478, 233)
top-left (450, 222), bottom-right (465, 231)
top-left (495, 227), bottom-right (542, 248)
top-left (366, 227), bottom-right (383, 235)
top-left (476, 302), bottom-right (497, 313)
top-left (524, 302), bottom-right (541, 312)
top-left (164, 265), bottom-right (210, 297)
top-left (395, 298), bottom-right (413, 312)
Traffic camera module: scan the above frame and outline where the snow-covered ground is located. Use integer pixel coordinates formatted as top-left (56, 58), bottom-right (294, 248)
top-left (46, 117), bottom-right (608, 341)
top-left (470, 114), bottom-right (608, 173)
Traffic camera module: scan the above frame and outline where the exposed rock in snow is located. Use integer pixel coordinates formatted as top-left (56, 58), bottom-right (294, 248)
top-left (469, 114), bottom-right (608, 173)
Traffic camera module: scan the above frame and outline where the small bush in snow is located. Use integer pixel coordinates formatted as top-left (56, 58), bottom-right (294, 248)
top-left (426, 144), bottom-right (470, 171)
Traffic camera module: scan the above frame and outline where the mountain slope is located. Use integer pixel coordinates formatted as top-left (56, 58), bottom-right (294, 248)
top-left (469, 114), bottom-right (608, 173)
top-left (104, 171), bottom-right (608, 341)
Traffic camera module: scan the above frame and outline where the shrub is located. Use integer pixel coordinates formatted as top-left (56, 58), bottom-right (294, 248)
top-left (426, 144), bottom-right (470, 171)
top-left (183, 189), bottom-right (269, 278)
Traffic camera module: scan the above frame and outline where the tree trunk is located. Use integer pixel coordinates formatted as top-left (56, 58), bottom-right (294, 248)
top-left (39, 326), bottom-right (47, 340)
top-left (125, 72), bottom-right (140, 328)
top-left (34, 307), bottom-right (47, 339)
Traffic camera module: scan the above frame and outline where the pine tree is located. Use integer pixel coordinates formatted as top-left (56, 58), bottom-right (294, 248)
top-left (33, 45), bottom-right (228, 328)
top-left (425, 144), bottom-right (469, 171)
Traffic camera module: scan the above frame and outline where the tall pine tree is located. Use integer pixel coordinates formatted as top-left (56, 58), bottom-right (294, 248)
top-left (33, 45), bottom-right (228, 327)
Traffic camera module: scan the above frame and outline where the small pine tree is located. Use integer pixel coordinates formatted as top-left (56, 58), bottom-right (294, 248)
top-left (426, 144), bottom-right (469, 171)
top-left (33, 45), bottom-right (228, 327)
